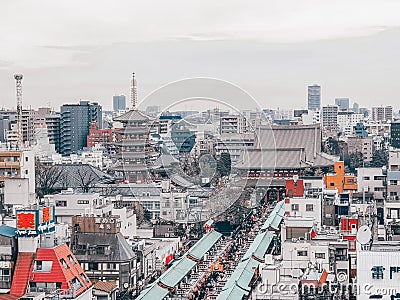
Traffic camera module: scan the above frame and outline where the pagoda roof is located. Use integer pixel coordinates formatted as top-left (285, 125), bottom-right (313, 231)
top-left (113, 109), bottom-right (154, 122)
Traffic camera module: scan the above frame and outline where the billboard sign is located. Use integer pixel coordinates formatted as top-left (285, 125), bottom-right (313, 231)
top-left (16, 206), bottom-right (56, 237)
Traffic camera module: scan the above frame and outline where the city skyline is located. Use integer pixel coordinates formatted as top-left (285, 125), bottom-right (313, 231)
top-left (1, 1), bottom-right (400, 110)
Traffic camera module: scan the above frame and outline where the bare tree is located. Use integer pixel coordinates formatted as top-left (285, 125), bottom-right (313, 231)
top-left (76, 168), bottom-right (98, 193)
top-left (35, 159), bottom-right (66, 198)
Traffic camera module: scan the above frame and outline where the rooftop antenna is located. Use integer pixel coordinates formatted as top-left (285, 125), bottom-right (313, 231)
top-left (130, 72), bottom-right (137, 110)
top-left (14, 74), bottom-right (23, 149)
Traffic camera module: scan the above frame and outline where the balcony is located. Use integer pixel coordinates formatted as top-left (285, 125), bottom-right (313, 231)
top-left (0, 161), bottom-right (20, 169)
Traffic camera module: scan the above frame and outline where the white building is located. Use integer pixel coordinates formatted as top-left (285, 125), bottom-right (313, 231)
top-left (220, 114), bottom-right (245, 134)
top-left (337, 111), bottom-right (364, 135)
top-left (357, 242), bottom-right (400, 299)
top-left (112, 207), bottom-right (137, 238)
top-left (356, 167), bottom-right (386, 201)
top-left (284, 197), bottom-right (322, 227)
top-left (44, 190), bottom-right (113, 225)
top-left (301, 110), bottom-right (321, 125)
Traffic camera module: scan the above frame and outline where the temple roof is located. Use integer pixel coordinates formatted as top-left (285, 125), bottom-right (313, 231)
top-left (113, 109), bottom-right (154, 122)
top-left (238, 124), bottom-right (337, 169)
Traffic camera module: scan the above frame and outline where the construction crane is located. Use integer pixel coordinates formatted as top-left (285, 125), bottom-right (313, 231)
top-left (14, 74), bottom-right (23, 149)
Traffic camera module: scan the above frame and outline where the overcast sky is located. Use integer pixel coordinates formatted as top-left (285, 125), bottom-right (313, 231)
top-left (1, 0), bottom-right (400, 111)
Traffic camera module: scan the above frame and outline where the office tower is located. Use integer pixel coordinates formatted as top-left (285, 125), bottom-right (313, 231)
top-left (352, 102), bottom-right (359, 113)
top-left (308, 84), bottom-right (321, 111)
top-left (391, 122), bottom-right (400, 149)
top-left (113, 95), bottom-right (126, 111)
top-left (322, 105), bottom-right (338, 131)
top-left (45, 112), bottom-right (61, 153)
top-left (359, 108), bottom-right (369, 118)
top-left (335, 98), bottom-right (350, 111)
top-left (60, 101), bottom-right (102, 156)
top-left (371, 106), bottom-right (393, 122)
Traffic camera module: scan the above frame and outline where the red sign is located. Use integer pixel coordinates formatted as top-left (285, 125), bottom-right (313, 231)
top-left (42, 207), bottom-right (51, 223)
top-left (165, 253), bottom-right (174, 265)
top-left (17, 212), bottom-right (36, 230)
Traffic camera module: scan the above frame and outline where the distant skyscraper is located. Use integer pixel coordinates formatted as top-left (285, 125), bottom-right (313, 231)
top-left (308, 84), bottom-right (321, 111)
top-left (60, 101), bottom-right (102, 156)
top-left (352, 102), bottom-right (360, 113)
top-left (335, 98), bottom-right (350, 110)
top-left (359, 108), bottom-right (369, 118)
top-left (113, 95), bottom-right (126, 111)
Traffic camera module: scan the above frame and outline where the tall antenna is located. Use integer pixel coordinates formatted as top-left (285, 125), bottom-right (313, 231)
top-left (130, 72), bottom-right (137, 110)
top-left (14, 74), bottom-right (23, 149)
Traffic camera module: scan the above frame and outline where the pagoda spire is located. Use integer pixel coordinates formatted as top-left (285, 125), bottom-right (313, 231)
top-left (130, 72), bottom-right (137, 110)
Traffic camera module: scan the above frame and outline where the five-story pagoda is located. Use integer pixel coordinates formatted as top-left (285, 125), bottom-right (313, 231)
top-left (112, 73), bottom-right (158, 183)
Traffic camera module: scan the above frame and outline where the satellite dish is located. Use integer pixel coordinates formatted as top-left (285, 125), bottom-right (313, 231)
top-left (356, 225), bottom-right (371, 245)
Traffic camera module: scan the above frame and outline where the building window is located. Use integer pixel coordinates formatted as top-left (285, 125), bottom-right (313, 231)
top-left (80, 274), bottom-right (90, 284)
top-left (60, 258), bottom-right (69, 270)
top-left (315, 253), bottom-right (325, 259)
top-left (330, 182), bottom-right (335, 187)
top-left (306, 204), bottom-right (314, 212)
top-left (390, 180), bottom-right (398, 186)
top-left (56, 201), bottom-right (67, 207)
top-left (297, 250), bottom-right (308, 257)
top-left (88, 262), bottom-right (98, 271)
top-left (363, 176), bottom-right (370, 180)
top-left (77, 200), bottom-right (90, 204)
top-left (68, 255), bottom-right (76, 265)
top-left (291, 204), bottom-right (299, 211)
top-left (70, 277), bottom-right (83, 291)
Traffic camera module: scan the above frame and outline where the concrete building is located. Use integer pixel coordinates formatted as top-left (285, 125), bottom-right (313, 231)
top-left (45, 112), bottom-right (61, 153)
top-left (112, 95), bottom-right (126, 111)
top-left (0, 225), bottom-right (18, 293)
top-left (70, 216), bottom-right (139, 295)
top-left (220, 114), bottom-right (245, 134)
top-left (215, 132), bottom-right (254, 164)
top-left (334, 98), bottom-right (350, 110)
top-left (60, 101), bottom-right (102, 156)
top-left (337, 111), bottom-right (364, 136)
top-left (284, 197), bottom-right (322, 227)
top-left (301, 110), bottom-right (320, 125)
top-left (356, 167), bottom-right (386, 201)
top-left (372, 105), bottom-right (393, 122)
top-left (44, 190), bottom-right (113, 225)
top-left (346, 136), bottom-right (373, 162)
top-left (0, 150), bottom-right (35, 212)
top-left (321, 105), bottom-right (339, 132)
top-left (390, 121), bottom-right (400, 149)
top-left (307, 84), bottom-right (321, 111)
top-left (357, 242), bottom-right (400, 299)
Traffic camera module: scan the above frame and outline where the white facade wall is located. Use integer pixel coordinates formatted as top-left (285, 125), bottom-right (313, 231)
top-left (285, 197), bottom-right (322, 227)
top-left (357, 250), bottom-right (400, 299)
top-left (356, 167), bottom-right (386, 200)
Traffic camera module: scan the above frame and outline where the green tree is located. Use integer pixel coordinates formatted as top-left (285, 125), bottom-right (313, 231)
top-left (370, 149), bottom-right (388, 167)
